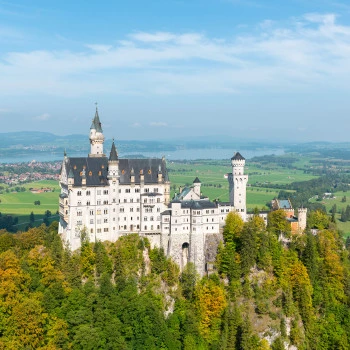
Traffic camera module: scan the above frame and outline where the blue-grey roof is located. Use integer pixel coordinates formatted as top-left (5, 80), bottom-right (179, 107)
top-left (90, 108), bottom-right (103, 132)
top-left (231, 152), bottom-right (245, 161)
top-left (64, 156), bottom-right (169, 187)
top-left (278, 199), bottom-right (293, 209)
top-left (109, 141), bottom-right (118, 161)
top-left (173, 187), bottom-right (191, 201)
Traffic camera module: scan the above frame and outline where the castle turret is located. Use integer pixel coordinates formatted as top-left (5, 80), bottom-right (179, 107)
top-left (298, 207), bottom-right (307, 232)
top-left (108, 140), bottom-right (120, 242)
top-left (107, 140), bottom-right (119, 180)
top-left (89, 107), bottom-right (105, 157)
top-left (229, 152), bottom-right (248, 220)
top-left (193, 177), bottom-right (201, 197)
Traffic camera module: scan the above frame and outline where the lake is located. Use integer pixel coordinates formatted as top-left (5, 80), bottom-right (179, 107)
top-left (0, 147), bottom-right (284, 164)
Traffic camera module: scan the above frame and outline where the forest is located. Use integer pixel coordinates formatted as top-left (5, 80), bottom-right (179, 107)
top-left (0, 210), bottom-right (350, 349)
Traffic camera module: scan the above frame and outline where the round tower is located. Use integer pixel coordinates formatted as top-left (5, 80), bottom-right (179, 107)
top-left (89, 107), bottom-right (105, 157)
top-left (298, 207), bottom-right (308, 232)
top-left (229, 152), bottom-right (248, 220)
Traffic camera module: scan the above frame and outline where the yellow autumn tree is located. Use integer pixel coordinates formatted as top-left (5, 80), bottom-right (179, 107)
top-left (196, 278), bottom-right (227, 343)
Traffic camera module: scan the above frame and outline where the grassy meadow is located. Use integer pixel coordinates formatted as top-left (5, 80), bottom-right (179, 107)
top-left (0, 180), bottom-right (60, 229)
top-left (2, 157), bottom-right (350, 235)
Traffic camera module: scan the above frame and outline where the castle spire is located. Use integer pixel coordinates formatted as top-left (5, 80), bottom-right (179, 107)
top-left (109, 139), bottom-right (118, 161)
top-left (90, 105), bottom-right (103, 132)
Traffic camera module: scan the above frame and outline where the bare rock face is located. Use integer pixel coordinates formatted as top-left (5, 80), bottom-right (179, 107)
top-left (204, 233), bottom-right (223, 264)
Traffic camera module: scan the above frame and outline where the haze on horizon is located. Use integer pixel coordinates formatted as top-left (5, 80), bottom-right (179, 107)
top-left (1, 0), bottom-right (350, 142)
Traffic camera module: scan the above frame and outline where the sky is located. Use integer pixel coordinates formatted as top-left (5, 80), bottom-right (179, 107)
top-left (1, 0), bottom-right (350, 142)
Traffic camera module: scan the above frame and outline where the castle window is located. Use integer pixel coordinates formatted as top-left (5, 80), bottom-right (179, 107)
top-left (90, 229), bottom-right (93, 233)
top-left (211, 210), bottom-right (215, 213)
top-left (157, 208), bottom-right (160, 212)
top-left (77, 201), bottom-right (82, 206)
top-left (77, 191), bottom-right (82, 196)
top-left (137, 207), bottom-right (140, 212)
top-left (137, 225), bottom-right (140, 229)
top-left (122, 169), bottom-right (125, 174)
top-left (98, 171), bottom-right (102, 176)
top-left (103, 190), bottom-right (108, 195)
top-left (90, 210), bottom-right (94, 215)
top-left (74, 165), bottom-right (77, 169)
top-left (144, 217), bottom-right (148, 221)
top-left (87, 201), bottom-right (90, 206)
top-left (86, 191), bottom-right (90, 195)
top-left (101, 165), bottom-right (104, 169)
top-left (148, 169), bottom-right (151, 174)
top-left (125, 189), bottom-right (130, 193)
top-left (154, 188), bottom-right (158, 193)
top-left (104, 209), bottom-right (108, 214)
top-left (144, 188), bottom-right (149, 193)
top-left (97, 209), bottom-right (101, 215)
top-left (157, 225), bottom-right (160, 230)
top-left (144, 198), bottom-right (147, 203)
top-left (97, 228), bottom-right (101, 233)
top-left (104, 218), bottom-right (108, 223)
top-left (135, 188), bottom-right (140, 193)
top-left (104, 228), bottom-right (109, 232)
top-left (89, 171), bottom-right (92, 176)
top-left (150, 216), bottom-right (154, 221)
top-left (103, 200), bottom-right (108, 205)
top-left (124, 225), bottom-right (127, 230)
top-left (206, 210), bottom-right (209, 214)
top-left (130, 198), bottom-right (133, 203)
top-left (144, 225), bottom-right (147, 230)
top-left (97, 219), bottom-right (101, 224)
top-left (97, 200), bottom-right (101, 205)
top-left (97, 190), bottom-right (101, 195)
top-left (120, 208), bottom-right (124, 213)
top-left (77, 211), bottom-right (82, 216)
top-left (151, 225), bottom-right (154, 230)
top-left (77, 220), bottom-right (82, 225)
top-left (130, 208), bottom-right (133, 212)
top-left (90, 219), bottom-right (93, 224)
top-left (119, 189), bottom-right (121, 193)
top-left (137, 198), bottom-right (140, 203)
top-left (157, 198), bottom-right (160, 203)
top-left (124, 199), bottom-right (127, 203)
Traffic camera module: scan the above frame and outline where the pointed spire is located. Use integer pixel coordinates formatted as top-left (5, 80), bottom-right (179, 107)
top-left (109, 139), bottom-right (118, 161)
top-left (90, 105), bottom-right (103, 132)
top-left (64, 148), bottom-right (67, 158)
top-left (131, 167), bottom-right (134, 175)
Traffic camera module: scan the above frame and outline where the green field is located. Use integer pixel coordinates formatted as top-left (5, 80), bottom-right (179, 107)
top-left (167, 161), bottom-right (301, 209)
top-left (309, 190), bottom-right (350, 236)
top-left (3, 158), bottom-right (349, 234)
top-left (0, 180), bottom-right (60, 220)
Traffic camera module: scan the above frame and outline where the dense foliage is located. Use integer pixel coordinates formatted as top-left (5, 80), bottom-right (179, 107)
top-left (0, 214), bottom-right (350, 349)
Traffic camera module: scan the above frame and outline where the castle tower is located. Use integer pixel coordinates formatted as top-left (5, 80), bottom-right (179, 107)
top-left (298, 207), bottom-right (308, 232)
top-left (108, 140), bottom-right (120, 242)
top-left (229, 152), bottom-right (248, 220)
top-left (89, 107), bottom-right (105, 157)
top-left (193, 177), bottom-right (201, 197)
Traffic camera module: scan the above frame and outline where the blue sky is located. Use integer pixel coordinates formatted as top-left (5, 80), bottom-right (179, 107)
top-left (1, 0), bottom-right (350, 141)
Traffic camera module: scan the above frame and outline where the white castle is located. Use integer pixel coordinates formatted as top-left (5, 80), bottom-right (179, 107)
top-left (58, 109), bottom-right (266, 275)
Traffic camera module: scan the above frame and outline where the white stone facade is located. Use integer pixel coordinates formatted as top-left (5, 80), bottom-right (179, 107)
top-left (59, 110), bottom-right (262, 275)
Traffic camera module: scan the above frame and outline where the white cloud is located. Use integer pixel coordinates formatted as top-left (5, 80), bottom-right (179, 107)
top-left (34, 113), bottom-right (50, 121)
top-left (150, 122), bottom-right (168, 127)
top-left (1, 13), bottom-right (350, 97)
top-left (131, 122), bottom-right (142, 128)
top-left (85, 44), bottom-right (113, 52)
top-left (130, 32), bottom-right (175, 43)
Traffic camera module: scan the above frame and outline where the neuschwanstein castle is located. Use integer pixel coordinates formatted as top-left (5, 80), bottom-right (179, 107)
top-left (58, 109), bottom-right (305, 275)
